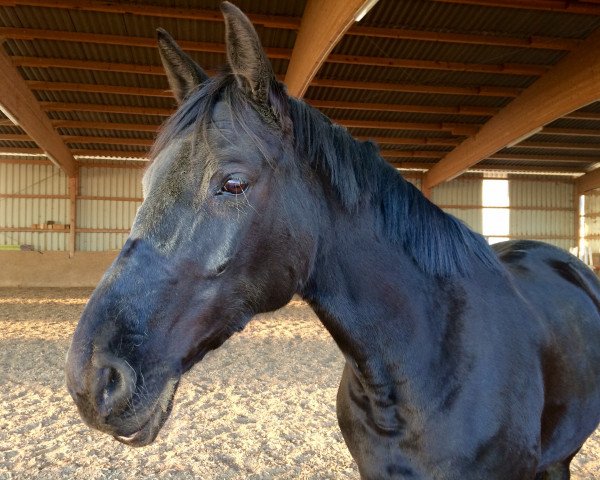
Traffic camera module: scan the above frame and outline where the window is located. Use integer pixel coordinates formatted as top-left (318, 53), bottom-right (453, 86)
top-left (482, 178), bottom-right (510, 245)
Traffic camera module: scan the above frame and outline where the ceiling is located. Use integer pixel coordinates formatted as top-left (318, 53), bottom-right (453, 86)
top-left (1, 0), bottom-right (600, 191)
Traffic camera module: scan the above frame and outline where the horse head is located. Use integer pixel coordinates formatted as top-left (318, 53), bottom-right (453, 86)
top-left (65, 2), bottom-right (320, 446)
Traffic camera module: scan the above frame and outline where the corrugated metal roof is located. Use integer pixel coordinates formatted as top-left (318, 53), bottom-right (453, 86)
top-left (362, 1), bottom-right (600, 39)
top-left (0, 0), bottom-right (598, 176)
top-left (316, 63), bottom-right (537, 89)
top-left (304, 86), bottom-right (513, 108)
top-left (333, 35), bottom-right (565, 66)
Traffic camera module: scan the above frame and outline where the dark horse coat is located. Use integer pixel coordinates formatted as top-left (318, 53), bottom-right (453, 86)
top-left (65, 3), bottom-right (600, 479)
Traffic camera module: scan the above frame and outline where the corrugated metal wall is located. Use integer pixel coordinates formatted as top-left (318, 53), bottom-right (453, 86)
top-left (509, 178), bottom-right (575, 250)
top-left (78, 166), bottom-right (143, 251)
top-left (0, 162), bottom-right (69, 250)
top-left (584, 190), bottom-right (600, 254)
top-left (431, 174), bottom-right (483, 232)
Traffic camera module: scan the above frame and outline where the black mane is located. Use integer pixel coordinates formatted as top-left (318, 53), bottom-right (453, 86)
top-left (153, 74), bottom-right (502, 277)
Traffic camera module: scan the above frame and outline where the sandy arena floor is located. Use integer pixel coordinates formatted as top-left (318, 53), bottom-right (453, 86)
top-left (0, 288), bottom-right (599, 479)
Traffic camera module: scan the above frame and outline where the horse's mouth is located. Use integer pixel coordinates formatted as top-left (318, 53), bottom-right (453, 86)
top-left (113, 378), bottom-right (179, 447)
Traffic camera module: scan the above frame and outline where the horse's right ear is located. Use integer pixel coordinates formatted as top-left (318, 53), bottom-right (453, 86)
top-left (157, 28), bottom-right (209, 104)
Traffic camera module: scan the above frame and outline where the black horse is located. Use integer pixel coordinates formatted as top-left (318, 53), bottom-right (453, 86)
top-left (65, 3), bottom-right (600, 478)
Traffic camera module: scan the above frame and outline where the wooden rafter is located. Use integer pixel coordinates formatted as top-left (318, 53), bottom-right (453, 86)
top-left (27, 81), bottom-right (174, 97)
top-left (13, 54), bottom-right (545, 78)
top-left (38, 100), bottom-right (498, 118)
top-left (43, 118), bottom-right (479, 135)
top-left (0, 0), bottom-right (301, 29)
top-left (358, 136), bottom-right (462, 146)
top-left (326, 55), bottom-right (547, 76)
top-left (489, 153), bottom-right (597, 164)
top-left (341, 119), bottom-right (479, 135)
top-left (380, 151), bottom-right (447, 159)
top-left (310, 78), bottom-right (521, 97)
top-left (40, 102), bottom-right (173, 116)
top-left (423, 27), bottom-right (600, 191)
top-left (5, 33), bottom-right (549, 77)
top-left (576, 168), bottom-right (600, 194)
top-left (565, 111), bottom-right (600, 121)
top-left (517, 141), bottom-right (600, 151)
top-left (41, 100), bottom-right (499, 124)
top-left (348, 26), bottom-right (579, 50)
top-left (433, 0), bottom-right (600, 15)
top-left (0, 46), bottom-right (76, 176)
top-left (307, 100), bottom-right (498, 116)
top-left (25, 79), bottom-right (520, 98)
top-left (1, 0), bottom-right (578, 50)
top-left (0, 28), bottom-right (291, 58)
top-left (541, 127), bottom-right (600, 137)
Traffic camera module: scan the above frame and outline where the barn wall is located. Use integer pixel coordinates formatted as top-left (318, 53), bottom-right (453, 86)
top-left (77, 166), bottom-right (143, 252)
top-left (0, 162), bottom-right (69, 250)
top-left (0, 162), bottom-right (143, 253)
top-left (509, 177), bottom-right (576, 251)
top-left (431, 174), bottom-right (483, 232)
top-left (583, 189), bottom-right (600, 255)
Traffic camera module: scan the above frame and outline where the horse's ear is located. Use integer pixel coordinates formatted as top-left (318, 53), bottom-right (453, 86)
top-left (221, 1), bottom-right (274, 104)
top-left (157, 28), bottom-right (209, 104)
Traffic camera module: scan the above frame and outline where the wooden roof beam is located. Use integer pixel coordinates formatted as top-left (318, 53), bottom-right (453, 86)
top-left (0, 28), bottom-right (290, 58)
top-left (2, 1), bottom-right (578, 50)
top-left (0, 134), bottom-right (153, 146)
top-left (433, 0), bottom-right (600, 16)
top-left (40, 102), bottom-right (173, 116)
top-left (0, 133), bottom-right (461, 149)
top-left (517, 141), bottom-right (600, 151)
top-left (347, 26), bottom-right (579, 50)
top-left (26, 79), bottom-right (521, 98)
top-left (307, 99), bottom-right (498, 116)
top-left (0, 1), bottom-right (301, 29)
top-left (380, 150), bottom-right (445, 159)
top-left (423, 27), bottom-right (600, 190)
top-left (45, 118), bottom-right (479, 136)
top-left (38, 100), bottom-right (498, 118)
top-left (564, 111), bottom-right (600, 121)
top-left (576, 167), bottom-right (600, 194)
top-left (6, 33), bottom-right (550, 76)
top-left (489, 153), bottom-right (598, 164)
top-left (540, 127), bottom-right (600, 137)
top-left (358, 136), bottom-right (462, 146)
top-left (311, 79), bottom-right (521, 97)
top-left (0, 46), bottom-right (76, 176)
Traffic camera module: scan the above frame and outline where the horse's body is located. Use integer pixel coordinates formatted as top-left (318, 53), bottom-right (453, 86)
top-left (65, 3), bottom-right (600, 478)
top-left (323, 236), bottom-right (600, 479)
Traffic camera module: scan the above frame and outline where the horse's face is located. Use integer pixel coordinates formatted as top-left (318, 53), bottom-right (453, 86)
top-left (65, 3), bottom-right (318, 446)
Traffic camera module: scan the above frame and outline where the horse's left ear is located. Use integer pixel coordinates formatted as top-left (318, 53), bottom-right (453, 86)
top-left (157, 28), bottom-right (209, 104)
top-left (221, 1), bottom-right (275, 105)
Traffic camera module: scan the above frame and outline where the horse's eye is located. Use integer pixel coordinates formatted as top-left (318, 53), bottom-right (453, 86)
top-left (221, 178), bottom-right (249, 195)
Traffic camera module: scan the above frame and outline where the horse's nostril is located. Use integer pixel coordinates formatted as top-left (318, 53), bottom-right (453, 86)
top-left (96, 366), bottom-right (119, 417)
top-left (92, 353), bottom-right (137, 419)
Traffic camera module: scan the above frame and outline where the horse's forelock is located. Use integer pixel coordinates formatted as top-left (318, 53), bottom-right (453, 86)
top-left (151, 73), bottom-right (291, 169)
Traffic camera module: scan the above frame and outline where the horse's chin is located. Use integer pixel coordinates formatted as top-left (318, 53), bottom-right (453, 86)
top-left (113, 378), bottom-right (179, 448)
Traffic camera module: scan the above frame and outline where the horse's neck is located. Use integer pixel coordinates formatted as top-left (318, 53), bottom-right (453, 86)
top-left (300, 203), bottom-right (473, 427)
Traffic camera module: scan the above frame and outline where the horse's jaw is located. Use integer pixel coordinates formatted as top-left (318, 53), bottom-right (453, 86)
top-left (113, 377), bottom-right (180, 447)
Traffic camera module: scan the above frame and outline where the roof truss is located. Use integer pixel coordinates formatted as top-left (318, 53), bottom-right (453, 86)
top-left (423, 27), bottom-right (600, 191)
top-left (0, 44), bottom-right (76, 176)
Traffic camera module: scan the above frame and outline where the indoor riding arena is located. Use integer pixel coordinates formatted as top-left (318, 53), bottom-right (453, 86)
top-left (3, 1), bottom-right (600, 479)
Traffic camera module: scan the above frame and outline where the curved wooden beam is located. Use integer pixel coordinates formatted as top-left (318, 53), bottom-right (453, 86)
top-left (423, 27), bottom-right (600, 191)
top-left (576, 168), bottom-right (600, 195)
top-left (284, 0), bottom-right (374, 98)
top-left (0, 46), bottom-right (76, 176)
